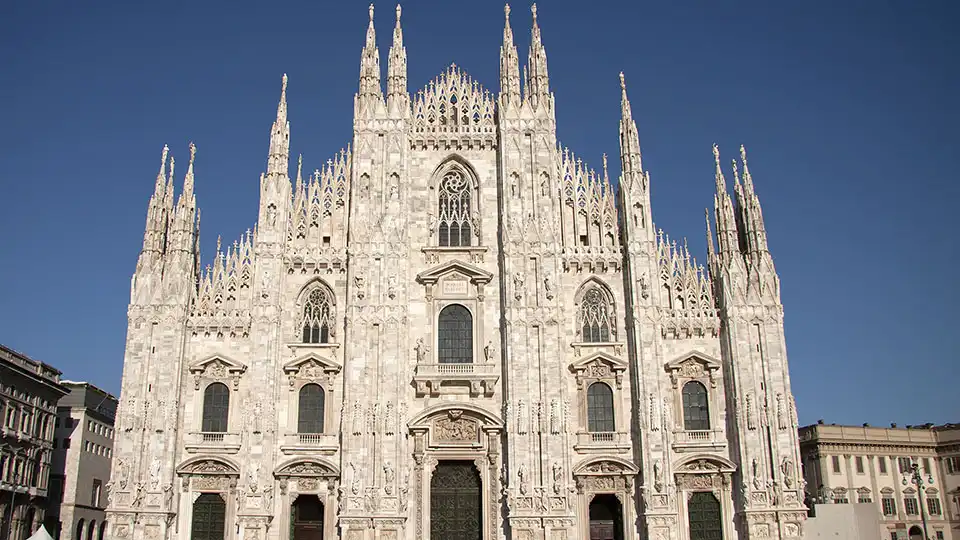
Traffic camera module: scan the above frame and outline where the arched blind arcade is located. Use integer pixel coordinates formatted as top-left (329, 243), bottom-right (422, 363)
top-left (438, 304), bottom-right (473, 364)
top-left (201, 383), bottom-right (230, 433)
top-left (438, 170), bottom-right (473, 247)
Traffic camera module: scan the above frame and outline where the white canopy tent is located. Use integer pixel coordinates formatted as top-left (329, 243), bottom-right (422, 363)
top-left (27, 525), bottom-right (54, 540)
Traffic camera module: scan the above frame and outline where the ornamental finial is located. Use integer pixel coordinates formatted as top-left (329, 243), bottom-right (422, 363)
top-left (188, 142), bottom-right (196, 165)
top-left (619, 72), bottom-right (625, 90)
top-left (531, 3), bottom-right (537, 20)
top-left (396, 3), bottom-right (401, 21)
top-left (505, 4), bottom-right (511, 18)
top-left (369, 3), bottom-right (375, 22)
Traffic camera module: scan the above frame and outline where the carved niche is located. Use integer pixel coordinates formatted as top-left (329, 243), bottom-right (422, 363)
top-left (188, 355), bottom-right (248, 391)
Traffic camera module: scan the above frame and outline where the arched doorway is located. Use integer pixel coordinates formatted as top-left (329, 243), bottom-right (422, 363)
top-left (191, 493), bottom-right (227, 540)
top-left (589, 494), bottom-right (624, 540)
top-left (291, 495), bottom-right (324, 540)
top-left (430, 461), bottom-right (481, 540)
top-left (688, 491), bottom-right (723, 540)
top-left (908, 525), bottom-right (923, 540)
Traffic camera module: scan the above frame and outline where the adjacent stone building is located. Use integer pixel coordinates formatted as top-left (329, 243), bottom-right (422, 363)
top-left (105, 4), bottom-right (808, 540)
top-left (0, 344), bottom-right (68, 540)
top-left (47, 381), bottom-right (119, 540)
top-left (799, 422), bottom-right (960, 540)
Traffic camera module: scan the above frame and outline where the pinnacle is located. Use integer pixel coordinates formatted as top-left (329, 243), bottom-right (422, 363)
top-left (189, 142), bottom-right (197, 165)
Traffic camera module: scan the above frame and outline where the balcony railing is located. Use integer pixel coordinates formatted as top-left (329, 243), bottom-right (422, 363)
top-left (574, 431), bottom-right (630, 452)
top-left (672, 429), bottom-right (726, 451)
top-left (413, 362), bottom-right (499, 397)
top-left (185, 432), bottom-right (241, 454)
top-left (280, 433), bottom-right (338, 456)
top-left (415, 363), bottom-right (499, 376)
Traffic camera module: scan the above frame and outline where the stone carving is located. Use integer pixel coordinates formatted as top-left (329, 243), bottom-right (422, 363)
top-left (518, 399), bottom-right (529, 435)
top-left (149, 458), bottom-right (161, 491)
top-left (163, 483), bottom-right (173, 507)
top-left (663, 396), bottom-right (672, 431)
top-left (776, 393), bottom-right (787, 430)
top-left (781, 457), bottom-right (794, 488)
top-left (638, 273), bottom-right (650, 299)
top-left (483, 340), bottom-right (497, 363)
top-left (434, 416), bottom-right (477, 442)
top-left (678, 359), bottom-right (704, 378)
top-left (384, 401), bottom-right (395, 435)
top-left (132, 483), bottom-right (144, 507)
top-left (352, 400), bottom-right (363, 435)
top-left (587, 361), bottom-right (610, 378)
top-left (387, 275), bottom-right (397, 299)
top-left (653, 459), bottom-right (663, 492)
top-left (383, 461), bottom-right (395, 495)
top-left (414, 337), bottom-right (429, 364)
top-left (549, 399), bottom-right (561, 435)
top-left (513, 271), bottom-right (525, 300)
top-left (746, 393), bottom-right (756, 430)
top-left (350, 462), bottom-right (361, 495)
top-left (518, 463), bottom-right (529, 495)
top-left (544, 276), bottom-right (555, 300)
top-left (354, 274), bottom-right (366, 300)
top-left (752, 458), bottom-right (762, 490)
top-left (398, 468), bottom-right (410, 513)
top-left (649, 393), bottom-right (660, 431)
top-left (247, 462), bottom-right (260, 492)
top-left (115, 458), bottom-right (130, 490)
top-left (552, 462), bottom-right (563, 494)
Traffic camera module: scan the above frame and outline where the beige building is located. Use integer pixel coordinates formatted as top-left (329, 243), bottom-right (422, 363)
top-left (0, 344), bottom-right (68, 540)
top-left (799, 422), bottom-right (960, 540)
top-left (47, 382), bottom-right (118, 540)
top-left (105, 4), bottom-right (809, 540)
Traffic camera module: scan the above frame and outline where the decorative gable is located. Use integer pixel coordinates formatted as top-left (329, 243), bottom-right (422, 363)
top-left (569, 351), bottom-right (627, 389)
top-left (188, 354), bottom-right (248, 390)
top-left (665, 351), bottom-right (721, 388)
top-left (283, 352), bottom-right (342, 390)
top-left (416, 260), bottom-right (493, 301)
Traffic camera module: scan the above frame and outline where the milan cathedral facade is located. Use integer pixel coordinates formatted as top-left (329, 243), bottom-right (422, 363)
top-left (104, 4), bottom-right (808, 540)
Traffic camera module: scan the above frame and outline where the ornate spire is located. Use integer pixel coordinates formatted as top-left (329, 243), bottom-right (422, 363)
top-left (500, 4), bottom-right (521, 107)
top-left (712, 144), bottom-right (740, 259)
top-left (386, 4), bottom-right (408, 108)
top-left (267, 74), bottom-right (291, 178)
top-left (155, 144), bottom-right (169, 196)
top-left (618, 72), bottom-right (643, 186)
top-left (183, 142), bottom-right (196, 199)
top-left (358, 4), bottom-right (383, 101)
top-left (525, 3), bottom-right (550, 108)
top-left (736, 145), bottom-right (769, 255)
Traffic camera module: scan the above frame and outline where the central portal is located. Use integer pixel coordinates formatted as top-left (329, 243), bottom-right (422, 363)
top-left (430, 461), bottom-right (482, 540)
top-left (291, 495), bottom-right (324, 540)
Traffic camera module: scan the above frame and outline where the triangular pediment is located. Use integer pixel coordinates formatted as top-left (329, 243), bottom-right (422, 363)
top-left (665, 350), bottom-right (721, 372)
top-left (416, 259), bottom-right (493, 285)
top-left (569, 351), bottom-right (627, 373)
top-left (188, 354), bottom-right (247, 375)
top-left (282, 352), bottom-right (341, 376)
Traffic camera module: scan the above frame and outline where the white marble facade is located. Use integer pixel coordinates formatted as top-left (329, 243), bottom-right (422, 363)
top-left (104, 4), bottom-right (807, 540)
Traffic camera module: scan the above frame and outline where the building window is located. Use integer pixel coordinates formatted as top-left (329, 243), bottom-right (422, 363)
top-left (922, 458), bottom-right (930, 474)
top-left (300, 285), bottom-right (335, 344)
top-left (681, 381), bottom-right (710, 430)
top-left (832, 456), bottom-right (841, 473)
top-left (904, 497), bottom-right (918, 515)
top-left (586, 382), bottom-right (615, 433)
top-left (898, 457), bottom-right (913, 473)
top-left (438, 304), bottom-right (473, 364)
top-left (858, 491), bottom-right (872, 503)
top-left (890, 533), bottom-right (898, 540)
top-left (878, 456), bottom-right (887, 474)
top-left (297, 384), bottom-right (325, 434)
top-left (936, 531), bottom-right (944, 540)
top-left (834, 491), bottom-right (849, 504)
top-left (855, 456), bottom-right (864, 474)
top-left (437, 169), bottom-right (473, 247)
top-left (946, 456), bottom-right (960, 474)
top-left (201, 382), bottom-right (230, 433)
top-left (881, 497), bottom-right (896, 516)
top-left (91, 479), bottom-right (102, 507)
top-left (578, 286), bottom-right (614, 342)
top-left (927, 497), bottom-right (941, 515)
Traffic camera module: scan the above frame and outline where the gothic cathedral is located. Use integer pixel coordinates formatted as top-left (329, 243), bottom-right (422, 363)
top-left (105, 4), bottom-right (807, 540)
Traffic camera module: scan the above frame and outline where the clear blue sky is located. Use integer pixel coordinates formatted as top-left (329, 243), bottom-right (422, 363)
top-left (1, 1), bottom-right (956, 426)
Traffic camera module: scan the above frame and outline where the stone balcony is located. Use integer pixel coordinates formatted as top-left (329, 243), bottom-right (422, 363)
top-left (574, 431), bottom-right (631, 453)
top-left (279, 433), bottom-right (339, 456)
top-left (671, 429), bottom-right (727, 452)
top-left (184, 431), bottom-right (242, 454)
top-left (413, 362), bottom-right (499, 397)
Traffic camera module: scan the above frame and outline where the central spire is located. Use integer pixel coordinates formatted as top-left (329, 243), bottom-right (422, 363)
top-left (266, 74), bottom-right (290, 178)
top-left (525, 3), bottom-right (551, 109)
top-left (358, 4), bottom-right (383, 102)
top-left (386, 3), bottom-right (408, 109)
top-left (618, 72), bottom-right (643, 181)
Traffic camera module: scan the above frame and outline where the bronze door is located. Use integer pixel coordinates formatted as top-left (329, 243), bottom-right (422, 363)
top-left (292, 495), bottom-right (324, 540)
top-left (430, 461), bottom-right (481, 540)
top-left (688, 491), bottom-right (723, 540)
top-left (191, 493), bottom-right (226, 540)
top-left (590, 521), bottom-right (615, 540)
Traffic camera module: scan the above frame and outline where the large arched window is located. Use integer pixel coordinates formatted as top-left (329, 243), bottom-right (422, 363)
top-left (300, 285), bottom-right (335, 344)
top-left (682, 381), bottom-right (710, 431)
top-left (201, 383), bottom-right (230, 433)
top-left (579, 285), bottom-right (614, 342)
top-left (587, 382), bottom-right (615, 433)
top-left (437, 169), bottom-right (473, 247)
top-left (438, 304), bottom-right (473, 364)
top-left (297, 384), bottom-right (325, 434)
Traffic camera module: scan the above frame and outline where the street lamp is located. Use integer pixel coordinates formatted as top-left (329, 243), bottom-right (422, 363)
top-left (901, 461), bottom-right (934, 540)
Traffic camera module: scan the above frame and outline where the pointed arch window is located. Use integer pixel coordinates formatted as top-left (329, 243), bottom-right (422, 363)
top-left (438, 304), bottom-right (473, 364)
top-left (300, 285), bottom-right (335, 344)
top-left (438, 170), bottom-right (473, 247)
top-left (579, 286), bottom-right (614, 342)
top-left (297, 384), bottom-right (325, 434)
top-left (201, 383), bottom-right (230, 433)
top-left (682, 381), bottom-right (710, 431)
top-left (587, 382), bottom-right (615, 432)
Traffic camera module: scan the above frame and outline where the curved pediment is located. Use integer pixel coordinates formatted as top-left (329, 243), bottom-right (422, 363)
top-left (572, 456), bottom-right (639, 476)
top-left (177, 456), bottom-right (240, 476)
top-left (407, 402), bottom-right (503, 430)
top-left (673, 454), bottom-right (737, 473)
top-left (274, 457), bottom-right (339, 478)
top-left (416, 259), bottom-right (493, 285)
top-left (188, 354), bottom-right (247, 376)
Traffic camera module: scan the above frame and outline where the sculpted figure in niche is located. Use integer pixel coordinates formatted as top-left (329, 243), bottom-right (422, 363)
top-left (552, 462), bottom-right (563, 494)
top-left (149, 458), bottom-right (162, 491)
top-left (518, 463), bottom-right (529, 495)
top-left (415, 338), bottom-right (429, 364)
top-left (483, 341), bottom-right (497, 363)
top-left (354, 274), bottom-right (366, 300)
top-left (383, 461), bottom-right (395, 495)
top-left (513, 271), bottom-right (525, 300)
top-left (781, 458), bottom-right (794, 488)
top-left (544, 276), bottom-right (555, 300)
